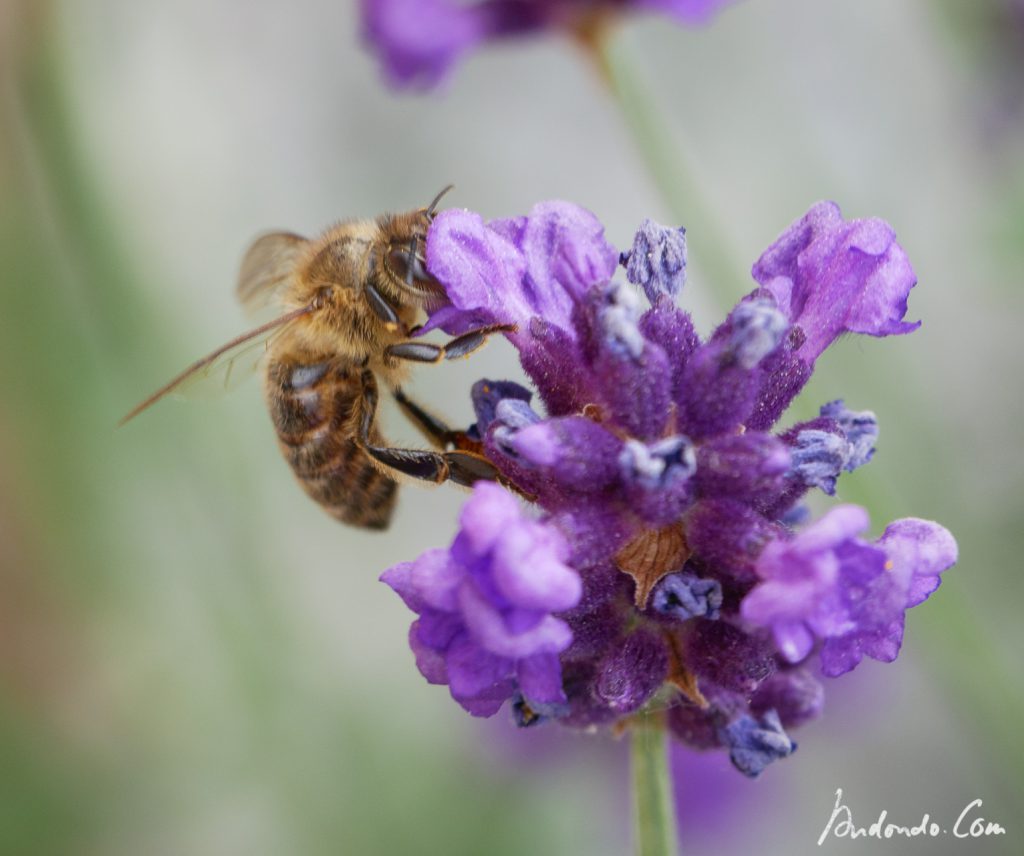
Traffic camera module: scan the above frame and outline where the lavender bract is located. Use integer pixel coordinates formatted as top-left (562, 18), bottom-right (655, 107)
top-left (360, 0), bottom-right (738, 89)
top-left (382, 200), bottom-right (957, 777)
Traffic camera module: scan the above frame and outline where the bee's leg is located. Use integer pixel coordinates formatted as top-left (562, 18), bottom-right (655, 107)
top-left (385, 323), bottom-right (517, 364)
top-left (391, 387), bottom-right (486, 456)
top-left (364, 282), bottom-right (404, 332)
top-left (392, 388), bottom-right (458, 450)
top-left (358, 370), bottom-right (499, 487)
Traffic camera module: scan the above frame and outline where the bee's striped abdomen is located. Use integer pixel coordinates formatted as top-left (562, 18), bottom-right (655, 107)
top-left (266, 358), bottom-right (397, 529)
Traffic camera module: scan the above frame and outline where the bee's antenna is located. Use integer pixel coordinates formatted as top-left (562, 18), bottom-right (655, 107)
top-left (426, 184), bottom-right (455, 218)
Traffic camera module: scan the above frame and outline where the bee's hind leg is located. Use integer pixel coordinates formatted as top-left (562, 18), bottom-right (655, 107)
top-left (391, 387), bottom-right (458, 450)
top-left (358, 370), bottom-right (499, 487)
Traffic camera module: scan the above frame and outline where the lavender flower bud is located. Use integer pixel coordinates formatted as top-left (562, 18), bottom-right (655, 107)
top-left (695, 432), bottom-right (791, 505)
top-left (619, 436), bottom-right (696, 490)
top-left (686, 619), bottom-right (776, 695)
top-left (820, 399), bottom-right (879, 470)
top-left (621, 219), bottom-right (688, 303)
top-left (507, 417), bottom-right (623, 492)
top-left (750, 668), bottom-right (825, 728)
top-left (595, 281), bottom-right (645, 359)
top-left (730, 298), bottom-right (789, 369)
top-left (721, 710), bottom-right (797, 778)
top-left (789, 428), bottom-right (849, 495)
top-left (593, 629), bottom-right (669, 714)
top-left (651, 573), bottom-right (723, 621)
top-left (490, 398), bottom-right (543, 457)
top-left (470, 379), bottom-right (533, 438)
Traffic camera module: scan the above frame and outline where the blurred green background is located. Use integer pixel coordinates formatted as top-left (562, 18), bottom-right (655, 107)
top-left (1, 1), bottom-right (1021, 854)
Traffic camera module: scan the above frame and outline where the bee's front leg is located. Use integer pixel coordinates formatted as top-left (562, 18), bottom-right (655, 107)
top-left (364, 281), bottom-right (407, 333)
top-left (384, 323), bottom-right (517, 364)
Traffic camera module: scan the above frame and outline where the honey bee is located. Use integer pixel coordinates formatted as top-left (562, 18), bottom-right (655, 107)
top-left (122, 187), bottom-right (513, 529)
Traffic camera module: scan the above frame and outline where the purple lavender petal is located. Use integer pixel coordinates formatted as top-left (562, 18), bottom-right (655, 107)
top-left (752, 201), bottom-right (920, 363)
top-left (880, 518), bottom-right (958, 607)
top-left (380, 561), bottom-right (422, 612)
top-left (408, 547), bottom-right (464, 611)
top-left (383, 482), bottom-right (583, 718)
top-left (741, 505), bottom-right (873, 661)
top-left (456, 481), bottom-right (524, 555)
top-left (818, 518), bottom-right (958, 676)
top-left (425, 208), bottom-right (528, 333)
top-left (491, 521), bottom-right (582, 611)
top-left (520, 201), bottom-right (620, 316)
top-left (426, 202), bottom-right (617, 341)
top-left (446, 634), bottom-right (516, 712)
top-left (458, 581), bottom-right (574, 659)
top-left (516, 652), bottom-right (569, 706)
top-left (409, 619), bottom-right (450, 685)
top-left (415, 610), bottom-right (463, 650)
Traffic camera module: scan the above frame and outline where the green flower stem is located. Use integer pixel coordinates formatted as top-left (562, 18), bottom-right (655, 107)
top-left (594, 33), bottom-right (747, 305)
top-left (631, 717), bottom-right (679, 856)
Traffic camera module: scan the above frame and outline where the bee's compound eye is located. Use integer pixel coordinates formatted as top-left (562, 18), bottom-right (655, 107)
top-left (388, 244), bottom-right (428, 286)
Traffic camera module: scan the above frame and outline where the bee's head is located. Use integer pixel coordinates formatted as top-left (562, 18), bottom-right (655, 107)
top-left (378, 184), bottom-right (454, 310)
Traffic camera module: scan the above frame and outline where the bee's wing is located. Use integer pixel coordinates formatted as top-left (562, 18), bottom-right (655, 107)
top-left (236, 231), bottom-right (307, 316)
top-left (119, 303), bottom-right (316, 426)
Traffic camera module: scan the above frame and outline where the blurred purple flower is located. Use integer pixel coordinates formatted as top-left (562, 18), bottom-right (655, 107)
top-left (360, 0), bottom-right (738, 89)
top-left (382, 482), bottom-right (581, 715)
top-left (382, 200), bottom-right (956, 778)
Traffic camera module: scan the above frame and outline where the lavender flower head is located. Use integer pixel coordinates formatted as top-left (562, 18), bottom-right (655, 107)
top-left (382, 199), bottom-right (957, 777)
top-left (360, 0), bottom-right (739, 89)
